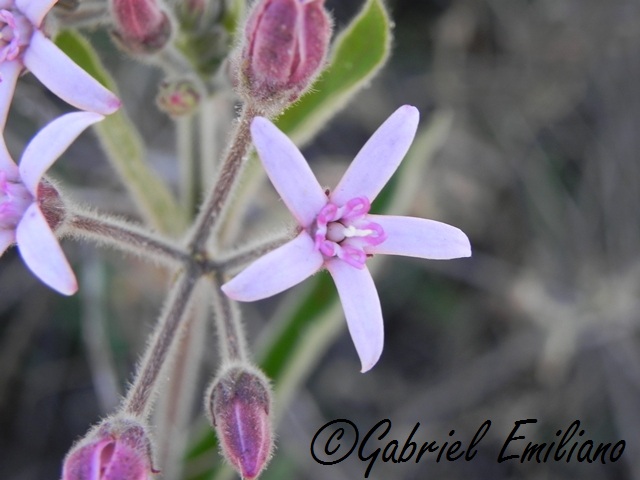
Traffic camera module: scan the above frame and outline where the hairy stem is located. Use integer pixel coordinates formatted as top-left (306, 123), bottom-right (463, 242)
top-left (123, 270), bottom-right (200, 418)
top-left (188, 104), bottom-right (260, 254)
top-left (218, 232), bottom-right (294, 272)
top-left (212, 272), bottom-right (247, 362)
top-left (67, 210), bottom-right (191, 265)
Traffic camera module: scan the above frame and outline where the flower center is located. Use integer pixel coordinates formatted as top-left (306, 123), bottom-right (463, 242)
top-left (0, 8), bottom-right (32, 64)
top-left (313, 197), bottom-right (386, 268)
top-left (0, 170), bottom-right (32, 229)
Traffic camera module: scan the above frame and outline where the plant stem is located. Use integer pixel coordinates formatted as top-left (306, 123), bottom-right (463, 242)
top-left (123, 270), bottom-right (200, 418)
top-left (67, 210), bottom-right (191, 265)
top-left (218, 232), bottom-right (294, 272)
top-left (188, 104), bottom-right (260, 254)
top-left (212, 271), bottom-right (246, 362)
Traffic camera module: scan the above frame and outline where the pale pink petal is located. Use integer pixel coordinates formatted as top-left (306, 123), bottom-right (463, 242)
top-left (0, 136), bottom-right (18, 178)
top-left (326, 259), bottom-right (383, 372)
top-left (23, 31), bottom-right (121, 115)
top-left (16, 204), bottom-right (77, 295)
top-left (222, 232), bottom-right (323, 301)
top-left (16, 0), bottom-right (56, 26)
top-left (0, 60), bottom-right (21, 131)
top-left (366, 215), bottom-right (471, 259)
top-left (19, 111), bottom-right (104, 196)
top-left (0, 229), bottom-right (15, 256)
top-left (251, 117), bottom-right (326, 228)
top-left (331, 105), bottom-right (419, 205)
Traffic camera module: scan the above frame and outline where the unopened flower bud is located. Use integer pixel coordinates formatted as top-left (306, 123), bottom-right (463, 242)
top-left (207, 365), bottom-right (273, 480)
top-left (38, 180), bottom-right (67, 232)
top-left (156, 78), bottom-right (202, 117)
top-left (111, 0), bottom-right (172, 54)
top-left (62, 417), bottom-right (155, 480)
top-left (234, 0), bottom-right (332, 110)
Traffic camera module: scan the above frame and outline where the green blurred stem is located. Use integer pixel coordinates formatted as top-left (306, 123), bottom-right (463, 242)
top-left (178, 115), bottom-right (200, 219)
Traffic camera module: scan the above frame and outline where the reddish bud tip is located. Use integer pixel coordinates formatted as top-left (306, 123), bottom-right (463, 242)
top-left (234, 0), bottom-right (332, 110)
top-left (156, 78), bottom-right (201, 117)
top-left (111, 0), bottom-right (172, 54)
top-left (62, 417), bottom-right (155, 480)
top-left (208, 366), bottom-right (273, 480)
top-left (37, 180), bottom-right (66, 233)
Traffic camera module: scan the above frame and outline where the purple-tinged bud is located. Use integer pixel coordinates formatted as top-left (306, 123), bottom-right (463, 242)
top-left (62, 417), bottom-right (155, 480)
top-left (234, 0), bottom-right (332, 110)
top-left (38, 180), bottom-right (67, 233)
top-left (207, 365), bottom-right (273, 480)
top-left (156, 78), bottom-right (201, 117)
top-left (111, 0), bottom-right (172, 54)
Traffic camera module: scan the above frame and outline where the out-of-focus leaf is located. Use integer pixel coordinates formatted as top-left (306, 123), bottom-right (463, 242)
top-left (276, 0), bottom-right (392, 145)
top-left (55, 31), bottom-right (185, 235)
top-left (185, 111), bottom-right (454, 480)
top-left (222, 0), bottom-right (245, 37)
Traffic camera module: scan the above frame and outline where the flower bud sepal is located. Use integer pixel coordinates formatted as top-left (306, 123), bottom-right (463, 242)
top-left (207, 364), bottom-right (274, 480)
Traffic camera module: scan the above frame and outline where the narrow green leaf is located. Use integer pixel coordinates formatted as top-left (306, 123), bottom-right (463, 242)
top-left (276, 0), bottom-right (392, 145)
top-left (55, 31), bottom-right (185, 235)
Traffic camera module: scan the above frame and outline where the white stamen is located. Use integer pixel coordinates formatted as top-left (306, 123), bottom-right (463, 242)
top-left (343, 225), bottom-right (373, 238)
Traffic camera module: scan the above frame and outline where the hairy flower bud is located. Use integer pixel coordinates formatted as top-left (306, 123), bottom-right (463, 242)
top-left (62, 417), bottom-right (155, 480)
top-left (233, 0), bottom-right (332, 110)
top-left (207, 365), bottom-right (273, 480)
top-left (111, 0), bottom-right (172, 54)
top-left (156, 78), bottom-right (202, 117)
top-left (38, 179), bottom-right (67, 232)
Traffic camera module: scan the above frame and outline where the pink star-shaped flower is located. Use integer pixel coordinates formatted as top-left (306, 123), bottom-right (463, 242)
top-left (0, 0), bottom-right (120, 117)
top-left (222, 105), bottom-right (472, 372)
top-left (0, 111), bottom-right (104, 295)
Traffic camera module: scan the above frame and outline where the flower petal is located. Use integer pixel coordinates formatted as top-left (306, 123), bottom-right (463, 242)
top-left (222, 232), bottom-right (323, 301)
top-left (326, 259), bottom-right (383, 372)
top-left (0, 229), bottom-right (15, 256)
top-left (251, 117), bottom-right (326, 228)
top-left (0, 136), bottom-right (18, 178)
top-left (23, 31), bottom-right (121, 115)
top-left (331, 105), bottom-right (420, 205)
top-left (16, 204), bottom-right (77, 295)
top-left (16, 0), bottom-right (56, 26)
top-left (366, 215), bottom-right (471, 259)
top-left (19, 111), bottom-right (104, 196)
top-left (0, 60), bottom-right (21, 131)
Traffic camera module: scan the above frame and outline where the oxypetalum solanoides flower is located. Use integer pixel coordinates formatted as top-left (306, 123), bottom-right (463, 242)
top-left (0, 111), bottom-right (104, 295)
top-left (0, 0), bottom-right (120, 116)
top-left (222, 105), bottom-right (471, 372)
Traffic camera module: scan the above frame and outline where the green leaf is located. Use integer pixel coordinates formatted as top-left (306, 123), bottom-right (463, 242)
top-left (276, 0), bottom-right (392, 145)
top-left (185, 111), bottom-right (454, 480)
top-left (54, 31), bottom-right (185, 235)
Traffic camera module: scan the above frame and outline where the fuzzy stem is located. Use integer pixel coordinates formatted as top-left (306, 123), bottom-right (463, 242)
top-left (212, 272), bottom-right (247, 362)
top-left (187, 104), bottom-right (260, 254)
top-left (218, 232), bottom-right (294, 272)
top-left (153, 286), bottom-right (208, 480)
top-left (67, 210), bottom-right (191, 265)
top-left (123, 270), bottom-right (199, 418)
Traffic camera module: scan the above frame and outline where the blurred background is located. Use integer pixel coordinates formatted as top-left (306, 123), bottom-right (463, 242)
top-left (2, 0), bottom-right (640, 479)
